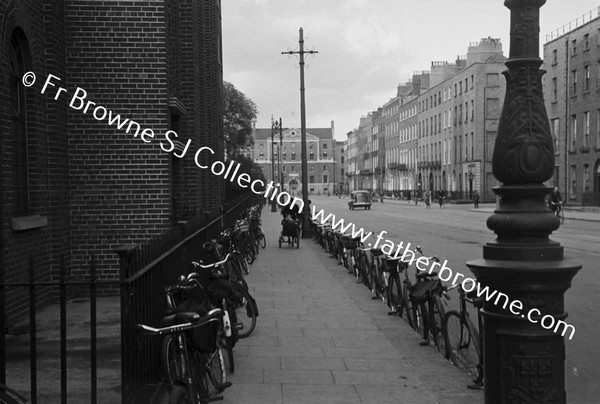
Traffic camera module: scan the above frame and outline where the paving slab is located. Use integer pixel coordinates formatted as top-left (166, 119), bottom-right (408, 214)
top-left (219, 206), bottom-right (483, 403)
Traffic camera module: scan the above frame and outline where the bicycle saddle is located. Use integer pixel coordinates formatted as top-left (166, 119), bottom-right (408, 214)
top-left (369, 248), bottom-right (384, 256)
top-left (161, 312), bottom-right (201, 327)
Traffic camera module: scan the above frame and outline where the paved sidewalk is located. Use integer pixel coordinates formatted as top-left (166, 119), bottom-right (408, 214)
top-left (221, 208), bottom-right (483, 404)
top-left (468, 203), bottom-right (600, 222)
top-left (4, 205), bottom-right (484, 403)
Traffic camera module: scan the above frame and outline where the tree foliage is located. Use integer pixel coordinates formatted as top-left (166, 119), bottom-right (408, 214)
top-left (223, 81), bottom-right (258, 159)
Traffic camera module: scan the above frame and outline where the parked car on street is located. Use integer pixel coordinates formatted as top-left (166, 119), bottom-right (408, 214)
top-left (348, 190), bottom-right (372, 210)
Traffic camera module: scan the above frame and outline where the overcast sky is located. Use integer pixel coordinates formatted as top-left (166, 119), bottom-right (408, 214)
top-left (222, 1), bottom-right (599, 141)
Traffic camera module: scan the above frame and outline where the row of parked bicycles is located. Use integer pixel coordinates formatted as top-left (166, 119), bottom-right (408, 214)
top-left (312, 220), bottom-right (484, 390)
top-left (136, 204), bottom-right (266, 404)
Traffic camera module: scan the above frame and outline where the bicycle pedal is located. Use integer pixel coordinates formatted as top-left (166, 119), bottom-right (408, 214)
top-left (207, 395), bottom-right (224, 402)
top-left (467, 383), bottom-right (483, 390)
top-left (387, 311), bottom-right (398, 316)
top-left (233, 323), bottom-right (244, 331)
top-left (419, 340), bottom-right (430, 346)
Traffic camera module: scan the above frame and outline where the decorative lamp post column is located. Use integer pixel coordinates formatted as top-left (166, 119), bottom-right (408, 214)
top-left (466, 1), bottom-right (580, 403)
top-left (271, 118), bottom-right (278, 212)
top-left (278, 117), bottom-right (283, 191)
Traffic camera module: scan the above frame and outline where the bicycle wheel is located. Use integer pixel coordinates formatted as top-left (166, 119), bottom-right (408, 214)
top-left (162, 335), bottom-right (186, 385)
top-left (245, 244), bottom-right (255, 265)
top-left (229, 282), bottom-right (257, 338)
top-left (387, 275), bottom-right (404, 317)
top-left (401, 283), bottom-right (414, 328)
top-left (169, 385), bottom-right (193, 404)
top-left (558, 208), bottom-right (565, 224)
top-left (258, 230), bottom-right (266, 248)
top-left (431, 297), bottom-right (447, 357)
top-left (229, 255), bottom-right (249, 292)
top-left (443, 311), bottom-right (480, 379)
top-left (206, 348), bottom-right (228, 391)
top-left (189, 351), bottom-right (210, 403)
top-left (219, 333), bottom-right (235, 373)
top-left (0, 384), bottom-right (27, 404)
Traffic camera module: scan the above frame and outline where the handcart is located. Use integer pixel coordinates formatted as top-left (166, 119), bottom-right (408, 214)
top-left (279, 217), bottom-right (301, 248)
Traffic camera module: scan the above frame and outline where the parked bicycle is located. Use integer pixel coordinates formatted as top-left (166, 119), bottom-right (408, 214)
top-left (0, 384), bottom-right (27, 404)
top-left (547, 200), bottom-right (565, 224)
top-left (407, 247), bottom-right (448, 356)
top-left (443, 283), bottom-right (484, 389)
top-left (136, 284), bottom-right (231, 404)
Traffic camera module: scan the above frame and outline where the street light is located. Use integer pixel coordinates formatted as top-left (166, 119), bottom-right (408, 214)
top-left (466, 1), bottom-right (580, 402)
top-left (278, 118), bottom-right (283, 190)
top-left (270, 118), bottom-right (279, 212)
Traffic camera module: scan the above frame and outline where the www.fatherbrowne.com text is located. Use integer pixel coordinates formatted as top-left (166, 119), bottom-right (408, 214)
top-left (310, 206), bottom-right (576, 340)
top-left (27, 71), bottom-right (576, 340)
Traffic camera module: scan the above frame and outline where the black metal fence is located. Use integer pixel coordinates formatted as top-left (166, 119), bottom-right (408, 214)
top-left (0, 253), bottom-right (117, 404)
top-left (119, 194), bottom-right (259, 403)
top-left (0, 193), bottom-right (260, 404)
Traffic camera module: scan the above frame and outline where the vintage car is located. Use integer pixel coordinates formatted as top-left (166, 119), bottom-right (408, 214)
top-left (348, 190), bottom-right (372, 210)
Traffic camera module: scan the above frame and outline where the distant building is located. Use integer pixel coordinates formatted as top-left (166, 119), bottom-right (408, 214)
top-left (543, 7), bottom-right (600, 206)
top-left (416, 38), bottom-right (507, 201)
top-left (349, 37), bottom-right (507, 201)
top-left (249, 122), bottom-right (338, 195)
top-left (346, 114), bottom-right (373, 191)
top-left (334, 140), bottom-right (347, 194)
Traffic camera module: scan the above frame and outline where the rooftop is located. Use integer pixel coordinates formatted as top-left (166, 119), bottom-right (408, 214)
top-left (545, 6), bottom-right (600, 43)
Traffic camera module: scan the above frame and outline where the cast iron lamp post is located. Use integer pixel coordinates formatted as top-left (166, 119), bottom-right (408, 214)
top-left (466, 1), bottom-right (580, 402)
top-left (271, 118), bottom-right (280, 212)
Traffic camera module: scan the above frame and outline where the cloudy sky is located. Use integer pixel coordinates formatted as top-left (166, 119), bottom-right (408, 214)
top-left (222, 0), bottom-right (598, 140)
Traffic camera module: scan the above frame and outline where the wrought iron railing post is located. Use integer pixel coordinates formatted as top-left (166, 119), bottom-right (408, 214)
top-left (115, 245), bottom-right (136, 404)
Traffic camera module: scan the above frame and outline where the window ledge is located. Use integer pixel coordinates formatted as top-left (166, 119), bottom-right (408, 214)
top-left (580, 146), bottom-right (590, 153)
top-left (11, 215), bottom-right (48, 231)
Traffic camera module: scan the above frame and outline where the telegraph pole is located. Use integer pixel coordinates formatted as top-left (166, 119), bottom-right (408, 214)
top-left (282, 27), bottom-right (318, 238)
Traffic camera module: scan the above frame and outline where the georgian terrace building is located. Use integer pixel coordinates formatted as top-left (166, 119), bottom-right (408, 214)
top-left (249, 123), bottom-right (340, 195)
top-left (543, 7), bottom-right (600, 207)
top-left (357, 38), bottom-right (507, 201)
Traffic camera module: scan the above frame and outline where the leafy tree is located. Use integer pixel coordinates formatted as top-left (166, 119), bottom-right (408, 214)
top-left (223, 81), bottom-right (258, 159)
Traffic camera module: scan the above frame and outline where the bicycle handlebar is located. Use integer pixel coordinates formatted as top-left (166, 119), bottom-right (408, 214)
top-left (135, 308), bottom-right (223, 336)
top-left (192, 253), bottom-right (231, 269)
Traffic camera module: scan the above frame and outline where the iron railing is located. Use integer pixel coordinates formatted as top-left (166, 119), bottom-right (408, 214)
top-left (0, 193), bottom-right (261, 404)
top-left (119, 194), bottom-right (259, 403)
top-left (0, 254), bottom-right (116, 404)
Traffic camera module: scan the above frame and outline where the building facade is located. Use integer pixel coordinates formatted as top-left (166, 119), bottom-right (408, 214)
top-left (1, 0), bottom-right (224, 323)
top-left (349, 37), bottom-right (507, 202)
top-left (250, 123), bottom-right (338, 195)
top-left (543, 7), bottom-right (600, 206)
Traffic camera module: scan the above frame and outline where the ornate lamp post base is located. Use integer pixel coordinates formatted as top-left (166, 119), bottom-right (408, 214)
top-left (466, 1), bottom-right (581, 402)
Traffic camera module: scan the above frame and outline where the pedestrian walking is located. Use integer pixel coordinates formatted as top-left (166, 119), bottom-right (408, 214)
top-left (438, 189), bottom-right (446, 208)
top-left (473, 190), bottom-right (480, 209)
top-left (424, 190), bottom-right (431, 208)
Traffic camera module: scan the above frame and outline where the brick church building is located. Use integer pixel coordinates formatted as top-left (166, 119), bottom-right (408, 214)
top-left (1, 0), bottom-right (224, 324)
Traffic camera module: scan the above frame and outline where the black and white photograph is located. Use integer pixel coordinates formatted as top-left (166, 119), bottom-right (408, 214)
top-left (1, 0), bottom-right (599, 403)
